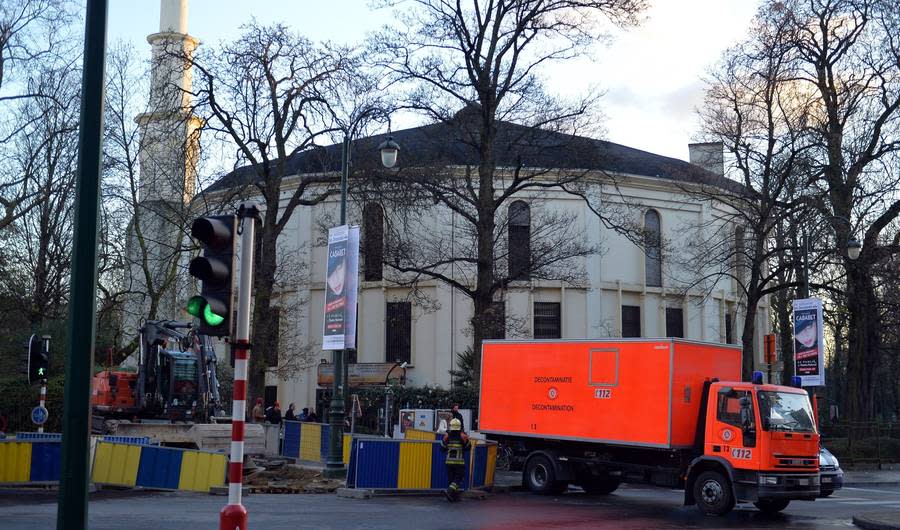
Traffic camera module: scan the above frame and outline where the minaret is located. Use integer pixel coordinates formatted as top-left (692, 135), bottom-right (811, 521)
top-left (122, 0), bottom-right (201, 340)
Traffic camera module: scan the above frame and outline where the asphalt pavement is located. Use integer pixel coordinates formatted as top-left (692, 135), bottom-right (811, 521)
top-left (2, 483), bottom-right (900, 529)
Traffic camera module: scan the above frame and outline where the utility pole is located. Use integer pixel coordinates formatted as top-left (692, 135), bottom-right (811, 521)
top-left (57, 1), bottom-right (107, 528)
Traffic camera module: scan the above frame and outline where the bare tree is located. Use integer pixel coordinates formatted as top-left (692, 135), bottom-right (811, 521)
top-left (369, 0), bottom-right (647, 384)
top-left (777, 0), bottom-right (900, 421)
top-left (182, 22), bottom-right (352, 399)
top-left (681, 6), bottom-right (820, 379)
top-left (0, 0), bottom-right (74, 230)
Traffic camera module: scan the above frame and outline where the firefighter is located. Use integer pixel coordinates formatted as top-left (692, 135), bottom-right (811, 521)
top-left (440, 418), bottom-right (471, 502)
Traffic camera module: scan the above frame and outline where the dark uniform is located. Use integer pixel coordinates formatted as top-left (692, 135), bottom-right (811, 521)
top-left (440, 420), bottom-right (470, 502)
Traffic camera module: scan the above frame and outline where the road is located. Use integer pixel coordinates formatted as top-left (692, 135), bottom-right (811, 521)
top-left (1, 484), bottom-right (898, 529)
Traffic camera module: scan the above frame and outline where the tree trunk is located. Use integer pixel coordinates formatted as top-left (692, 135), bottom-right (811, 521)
top-left (471, 120), bottom-right (496, 390)
top-left (740, 296), bottom-right (758, 382)
top-left (844, 264), bottom-right (879, 422)
top-left (773, 290), bottom-right (794, 385)
top-left (248, 206), bottom-right (280, 404)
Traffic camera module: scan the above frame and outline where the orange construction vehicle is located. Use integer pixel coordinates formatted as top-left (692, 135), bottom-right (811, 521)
top-left (479, 339), bottom-right (820, 516)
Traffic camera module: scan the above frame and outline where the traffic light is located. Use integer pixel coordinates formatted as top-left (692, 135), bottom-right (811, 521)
top-left (187, 215), bottom-right (237, 336)
top-left (27, 334), bottom-right (50, 384)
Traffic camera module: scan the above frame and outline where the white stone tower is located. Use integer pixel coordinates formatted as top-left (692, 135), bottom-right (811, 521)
top-left (122, 0), bottom-right (201, 340)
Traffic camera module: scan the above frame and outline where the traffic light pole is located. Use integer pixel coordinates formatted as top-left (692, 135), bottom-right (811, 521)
top-left (57, 2), bottom-right (107, 529)
top-left (220, 203), bottom-right (258, 530)
top-left (38, 382), bottom-right (47, 434)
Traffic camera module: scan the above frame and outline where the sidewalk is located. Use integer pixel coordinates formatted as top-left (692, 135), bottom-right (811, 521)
top-left (843, 469), bottom-right (900, 487)
top-left (853, 512), bottom-right (900, 530)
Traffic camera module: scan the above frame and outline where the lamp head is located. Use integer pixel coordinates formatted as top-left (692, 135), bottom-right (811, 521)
top-left (378, 136), bottom-right (400, 168)
top-left (847, 237), bottom-right (861, 260)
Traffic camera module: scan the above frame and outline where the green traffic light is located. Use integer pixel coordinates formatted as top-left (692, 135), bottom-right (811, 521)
top-left (203, 303), bottom-right (225, 326)
top-left (186, 296), bottom-right (204, 317)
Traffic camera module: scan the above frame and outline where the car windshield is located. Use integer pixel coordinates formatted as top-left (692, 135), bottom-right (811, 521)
top-left (757, 391), bottom-right (816, 433)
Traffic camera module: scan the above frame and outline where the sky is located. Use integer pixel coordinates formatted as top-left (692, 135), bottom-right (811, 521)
top-left (107, 0), bottom-right (760, 162)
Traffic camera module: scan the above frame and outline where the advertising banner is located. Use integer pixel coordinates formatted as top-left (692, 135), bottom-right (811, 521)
top-left (793, 298), bottom-right (825, 386)
top-left (322, 225), bottom-right (359, 350)
top-left (317, 362), bottom-right (403, 387)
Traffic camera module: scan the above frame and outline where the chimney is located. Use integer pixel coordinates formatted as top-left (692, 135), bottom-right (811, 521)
top-left (688, 142), bottom-right (724, 176)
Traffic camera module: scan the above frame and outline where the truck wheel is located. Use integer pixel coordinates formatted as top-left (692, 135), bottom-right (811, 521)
top-left (693, 470), bottom-right (735, 516)
top-left (754, 499), bottom-right (790, 513)
top-left (524, 454), bottom-right (558, 495)
top-left (580, 476), bottom-right (621, 495)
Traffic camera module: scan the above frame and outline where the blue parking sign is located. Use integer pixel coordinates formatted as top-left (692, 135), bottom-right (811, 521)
top-left (31, 406), bottom-right (48, 425)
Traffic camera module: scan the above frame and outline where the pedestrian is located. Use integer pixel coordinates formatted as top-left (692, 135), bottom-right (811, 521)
top-left (307, 409), bottom-right (319, 423)
top-left (451, 403), bottom-right (465, 431)
top-left (251, 397), bottom-right (265, 423)
top-left (284, 403), bottom-right (297, 421)
top-left (266, 401), bottom-right (283, 425)
top-left (299, 407), bottom-right (310, 422)
top-left (440, 418), bottom-right (470, 502)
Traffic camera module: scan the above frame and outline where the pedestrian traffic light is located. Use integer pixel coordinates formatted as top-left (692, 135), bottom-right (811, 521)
top-left (187, 215), bottom-right (237, 337)
top-left (27, 334), bottom-right (49, 384)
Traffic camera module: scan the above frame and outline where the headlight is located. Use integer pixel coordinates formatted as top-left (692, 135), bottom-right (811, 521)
top-left (759, 475), bottom-right (779, 485)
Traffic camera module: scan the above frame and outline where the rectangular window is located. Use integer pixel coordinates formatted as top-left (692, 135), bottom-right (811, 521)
top-left (621, 305), bottom-right (641, 338)
top-left (385, 302), bottom-right (411, 364)
top-left (533, 302), bottom-right (561, 339)
top-left (264, 385), bottom-right (278, 409)
top-left (665, 308), bottom-right (684, 338)
top-left (716, 390), bottom-right (752, 428)
top-left (725, 313), bottom-right (733, 344)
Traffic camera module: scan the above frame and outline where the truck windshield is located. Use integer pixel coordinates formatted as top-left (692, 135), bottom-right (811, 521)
top-left (757, 391), bottom-right (816, 433)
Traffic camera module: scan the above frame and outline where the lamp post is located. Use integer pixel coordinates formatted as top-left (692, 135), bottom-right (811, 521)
top-left (382, 361), bottom-right (408, 437)
top-left (324, 125), bottom-right (400, 478)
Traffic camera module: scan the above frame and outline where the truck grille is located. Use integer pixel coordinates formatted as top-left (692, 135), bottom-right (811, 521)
top-left (774, 454), bottom-right (817, 468)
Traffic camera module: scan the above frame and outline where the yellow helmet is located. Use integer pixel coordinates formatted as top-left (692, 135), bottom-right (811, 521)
top-left (449, 418), bottom-right (462, 431)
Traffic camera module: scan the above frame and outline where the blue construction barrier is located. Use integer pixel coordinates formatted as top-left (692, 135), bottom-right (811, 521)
top-left (101, 435), bottom-right (155, 445)
top-left (345, 437), bottom-right (497, 491)
top-left (281, 421), bottom-right (351, 464)
top-left (15, 432), bottom-right (62, 441)
top-left (0, 440), bottom-right (61, 483)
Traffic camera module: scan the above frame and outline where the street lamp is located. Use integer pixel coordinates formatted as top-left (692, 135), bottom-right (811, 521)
top-left (324, 119), bottom-right (400, 479)
top-left (800, 220), bottom-right (860, 299)
top-left (382, 361), bottom-right (408, 437)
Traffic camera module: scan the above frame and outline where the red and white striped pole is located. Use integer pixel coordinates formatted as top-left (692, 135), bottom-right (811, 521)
top-left (38, 383), bottom-right (47, 434)
top-left (221, 204), bottom-right (258, 530)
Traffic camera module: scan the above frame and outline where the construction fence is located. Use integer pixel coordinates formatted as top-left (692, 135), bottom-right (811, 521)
top-left (0, 435), bottom-right (226, 493)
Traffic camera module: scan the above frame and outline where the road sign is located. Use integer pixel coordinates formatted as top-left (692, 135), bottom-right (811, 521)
top-left (31, 405), bottom-right (49, 426)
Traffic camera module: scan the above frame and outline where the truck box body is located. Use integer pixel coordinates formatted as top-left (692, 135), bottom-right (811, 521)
top-left (479, 339), bottom-right (741, 449)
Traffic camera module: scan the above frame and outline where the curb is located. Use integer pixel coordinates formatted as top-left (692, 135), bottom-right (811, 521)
top-left (336, 487), bottom-right (489, 500)
top-left (844, 482), bottom-right (900, 488)
top-left (853, 512), bottom-right (900, 530)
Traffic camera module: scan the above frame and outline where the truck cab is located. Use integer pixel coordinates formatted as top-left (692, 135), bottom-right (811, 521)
top-left (690, 380), bottom-right (820, 514)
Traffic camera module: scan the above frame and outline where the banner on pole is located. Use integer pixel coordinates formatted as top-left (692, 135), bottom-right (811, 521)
top-left (793, 298), bottom-right (825, 386)
top-left (322, 225), bottom-right (359, 350)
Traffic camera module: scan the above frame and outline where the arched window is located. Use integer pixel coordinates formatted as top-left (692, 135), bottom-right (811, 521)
top-left (363, 203), bottom-right (384, 281)
top-left (644, 209), bottom-right (662, 287)
top-left (508, 200), bottom-right (531, 280)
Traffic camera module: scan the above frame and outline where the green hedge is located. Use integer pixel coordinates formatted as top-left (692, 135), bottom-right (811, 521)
top-left (349, 385), bottom-right (478, 434)
top-left (0, 376), bottom-right (65, 434)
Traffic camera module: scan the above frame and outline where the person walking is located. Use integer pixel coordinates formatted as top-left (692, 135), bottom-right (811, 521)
top-left (251, 397), bottom-right (265, 423)
top-left (284, 403), bottom-right (297, 421)
top-left (299, 407), bottom-right (310, 422)
top-left (440, 418), bottom-right (470, 502)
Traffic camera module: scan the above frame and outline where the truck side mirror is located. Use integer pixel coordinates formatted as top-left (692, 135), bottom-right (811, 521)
top-left (739, 396), bottom-right (754, 433)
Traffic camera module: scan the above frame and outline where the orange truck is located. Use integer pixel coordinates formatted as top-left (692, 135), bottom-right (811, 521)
top-left (479, 339), bottom-right (820, 516)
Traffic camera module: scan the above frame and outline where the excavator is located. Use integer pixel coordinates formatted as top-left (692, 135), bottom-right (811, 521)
top-left (92, 320), bottom-right (265, 452)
